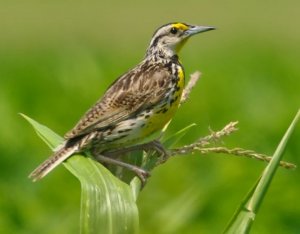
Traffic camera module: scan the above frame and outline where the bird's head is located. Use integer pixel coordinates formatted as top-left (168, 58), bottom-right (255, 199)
top-left (146, 22), bottom-right (215, 58)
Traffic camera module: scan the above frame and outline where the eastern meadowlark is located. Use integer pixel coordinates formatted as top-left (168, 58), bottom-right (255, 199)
top-left (29, 22), bottom-right (215, 182)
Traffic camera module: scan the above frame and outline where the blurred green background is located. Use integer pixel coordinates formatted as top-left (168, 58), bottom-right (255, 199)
top-left (1, 0), bottom-right (299, 233)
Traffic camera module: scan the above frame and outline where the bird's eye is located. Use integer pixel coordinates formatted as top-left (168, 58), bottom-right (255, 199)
top-left (170, 27), bottom-right (178, 34)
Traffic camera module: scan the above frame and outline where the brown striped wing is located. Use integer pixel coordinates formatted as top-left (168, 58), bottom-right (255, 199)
top-left (64, 64), bottom-right (172, 139)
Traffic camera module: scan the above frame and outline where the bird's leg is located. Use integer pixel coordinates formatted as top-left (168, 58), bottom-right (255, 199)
top-left (94, 153), bottom-right (150, 186)
top-left (147, 140), bottom-right (169, 162)
top-left (96, 140), bottom-right (168, 185)
top-left (103, 140), bottom-right (169, 160)
top-left (102, 145), bottom-right (144, 158)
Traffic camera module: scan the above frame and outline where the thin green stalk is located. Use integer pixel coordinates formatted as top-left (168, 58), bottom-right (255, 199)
top-left (224, 109), bottom-right (300, 234)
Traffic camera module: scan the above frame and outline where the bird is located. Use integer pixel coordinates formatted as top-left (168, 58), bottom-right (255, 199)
top-left (29, 22), bottom-right (215, 182)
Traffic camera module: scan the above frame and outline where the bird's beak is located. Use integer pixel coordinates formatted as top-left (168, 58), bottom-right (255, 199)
top-left (185, 25), bottom-right (216, 36)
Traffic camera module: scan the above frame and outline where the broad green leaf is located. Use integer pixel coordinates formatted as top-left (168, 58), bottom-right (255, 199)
top-left (22, 114), bottom-right (139, 234)
top-left (65, 155), bottom-right (139, 234)
top-left (20, 113), bottom-right (63, 149)
top-left (224, 109), bottom-right (300, 234)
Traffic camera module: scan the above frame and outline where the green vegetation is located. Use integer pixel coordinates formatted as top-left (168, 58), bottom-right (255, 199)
top-left (22, 111), bottom-right (299, 234)
top-left (1, 1), bottom-right (299, 233)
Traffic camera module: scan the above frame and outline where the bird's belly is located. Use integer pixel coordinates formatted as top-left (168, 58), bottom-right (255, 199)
top-left (101, 94), bottom-right (182, 147)
top-left (100, 104), bottom-right (176, 147)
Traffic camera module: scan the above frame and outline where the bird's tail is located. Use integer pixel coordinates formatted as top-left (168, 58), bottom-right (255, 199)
top-left (29, 143), bottom-right (78, 182)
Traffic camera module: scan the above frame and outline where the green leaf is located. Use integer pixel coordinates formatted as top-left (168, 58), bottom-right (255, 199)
top-left (162, 123), bottom-right (196, 148)
top-left (22, 114), bottom-right (139, 234)
top-left (224, 109), bottom-right (300, 234)
top-left (130, 177), bottom-right (142, 202)
top-left (65, 155), bottom-right (139, 234)
top-left (20, 113), bottom-right (63, 150)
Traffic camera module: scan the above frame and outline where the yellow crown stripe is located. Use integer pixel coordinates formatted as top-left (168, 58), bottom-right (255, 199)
top-left (172, 23), bottom-right (189, 31)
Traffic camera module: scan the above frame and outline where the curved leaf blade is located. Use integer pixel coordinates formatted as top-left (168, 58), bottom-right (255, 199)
top-left (20, 113), bottom-right (63, 149)
top-left (22, 114), bottom-right (139, 234)
top-left (65, 156), bottom-right (139, 234)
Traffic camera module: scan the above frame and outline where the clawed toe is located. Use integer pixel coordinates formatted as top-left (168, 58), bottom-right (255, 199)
top-left (134, 168), bottom-right (151, 187)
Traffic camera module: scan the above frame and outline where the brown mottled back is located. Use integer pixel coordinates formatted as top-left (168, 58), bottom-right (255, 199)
top-left (64, 62), bottom-right (172, 139)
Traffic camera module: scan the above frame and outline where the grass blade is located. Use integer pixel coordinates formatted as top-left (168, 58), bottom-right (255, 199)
top-left (20, 113), bottom-right (63, 149)
top-left (224, 109), bottom-right (300, 234)
top-left (22, 114), bottom-right (139, 234)
top-left (162, 123), bottom-right (197, 148)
